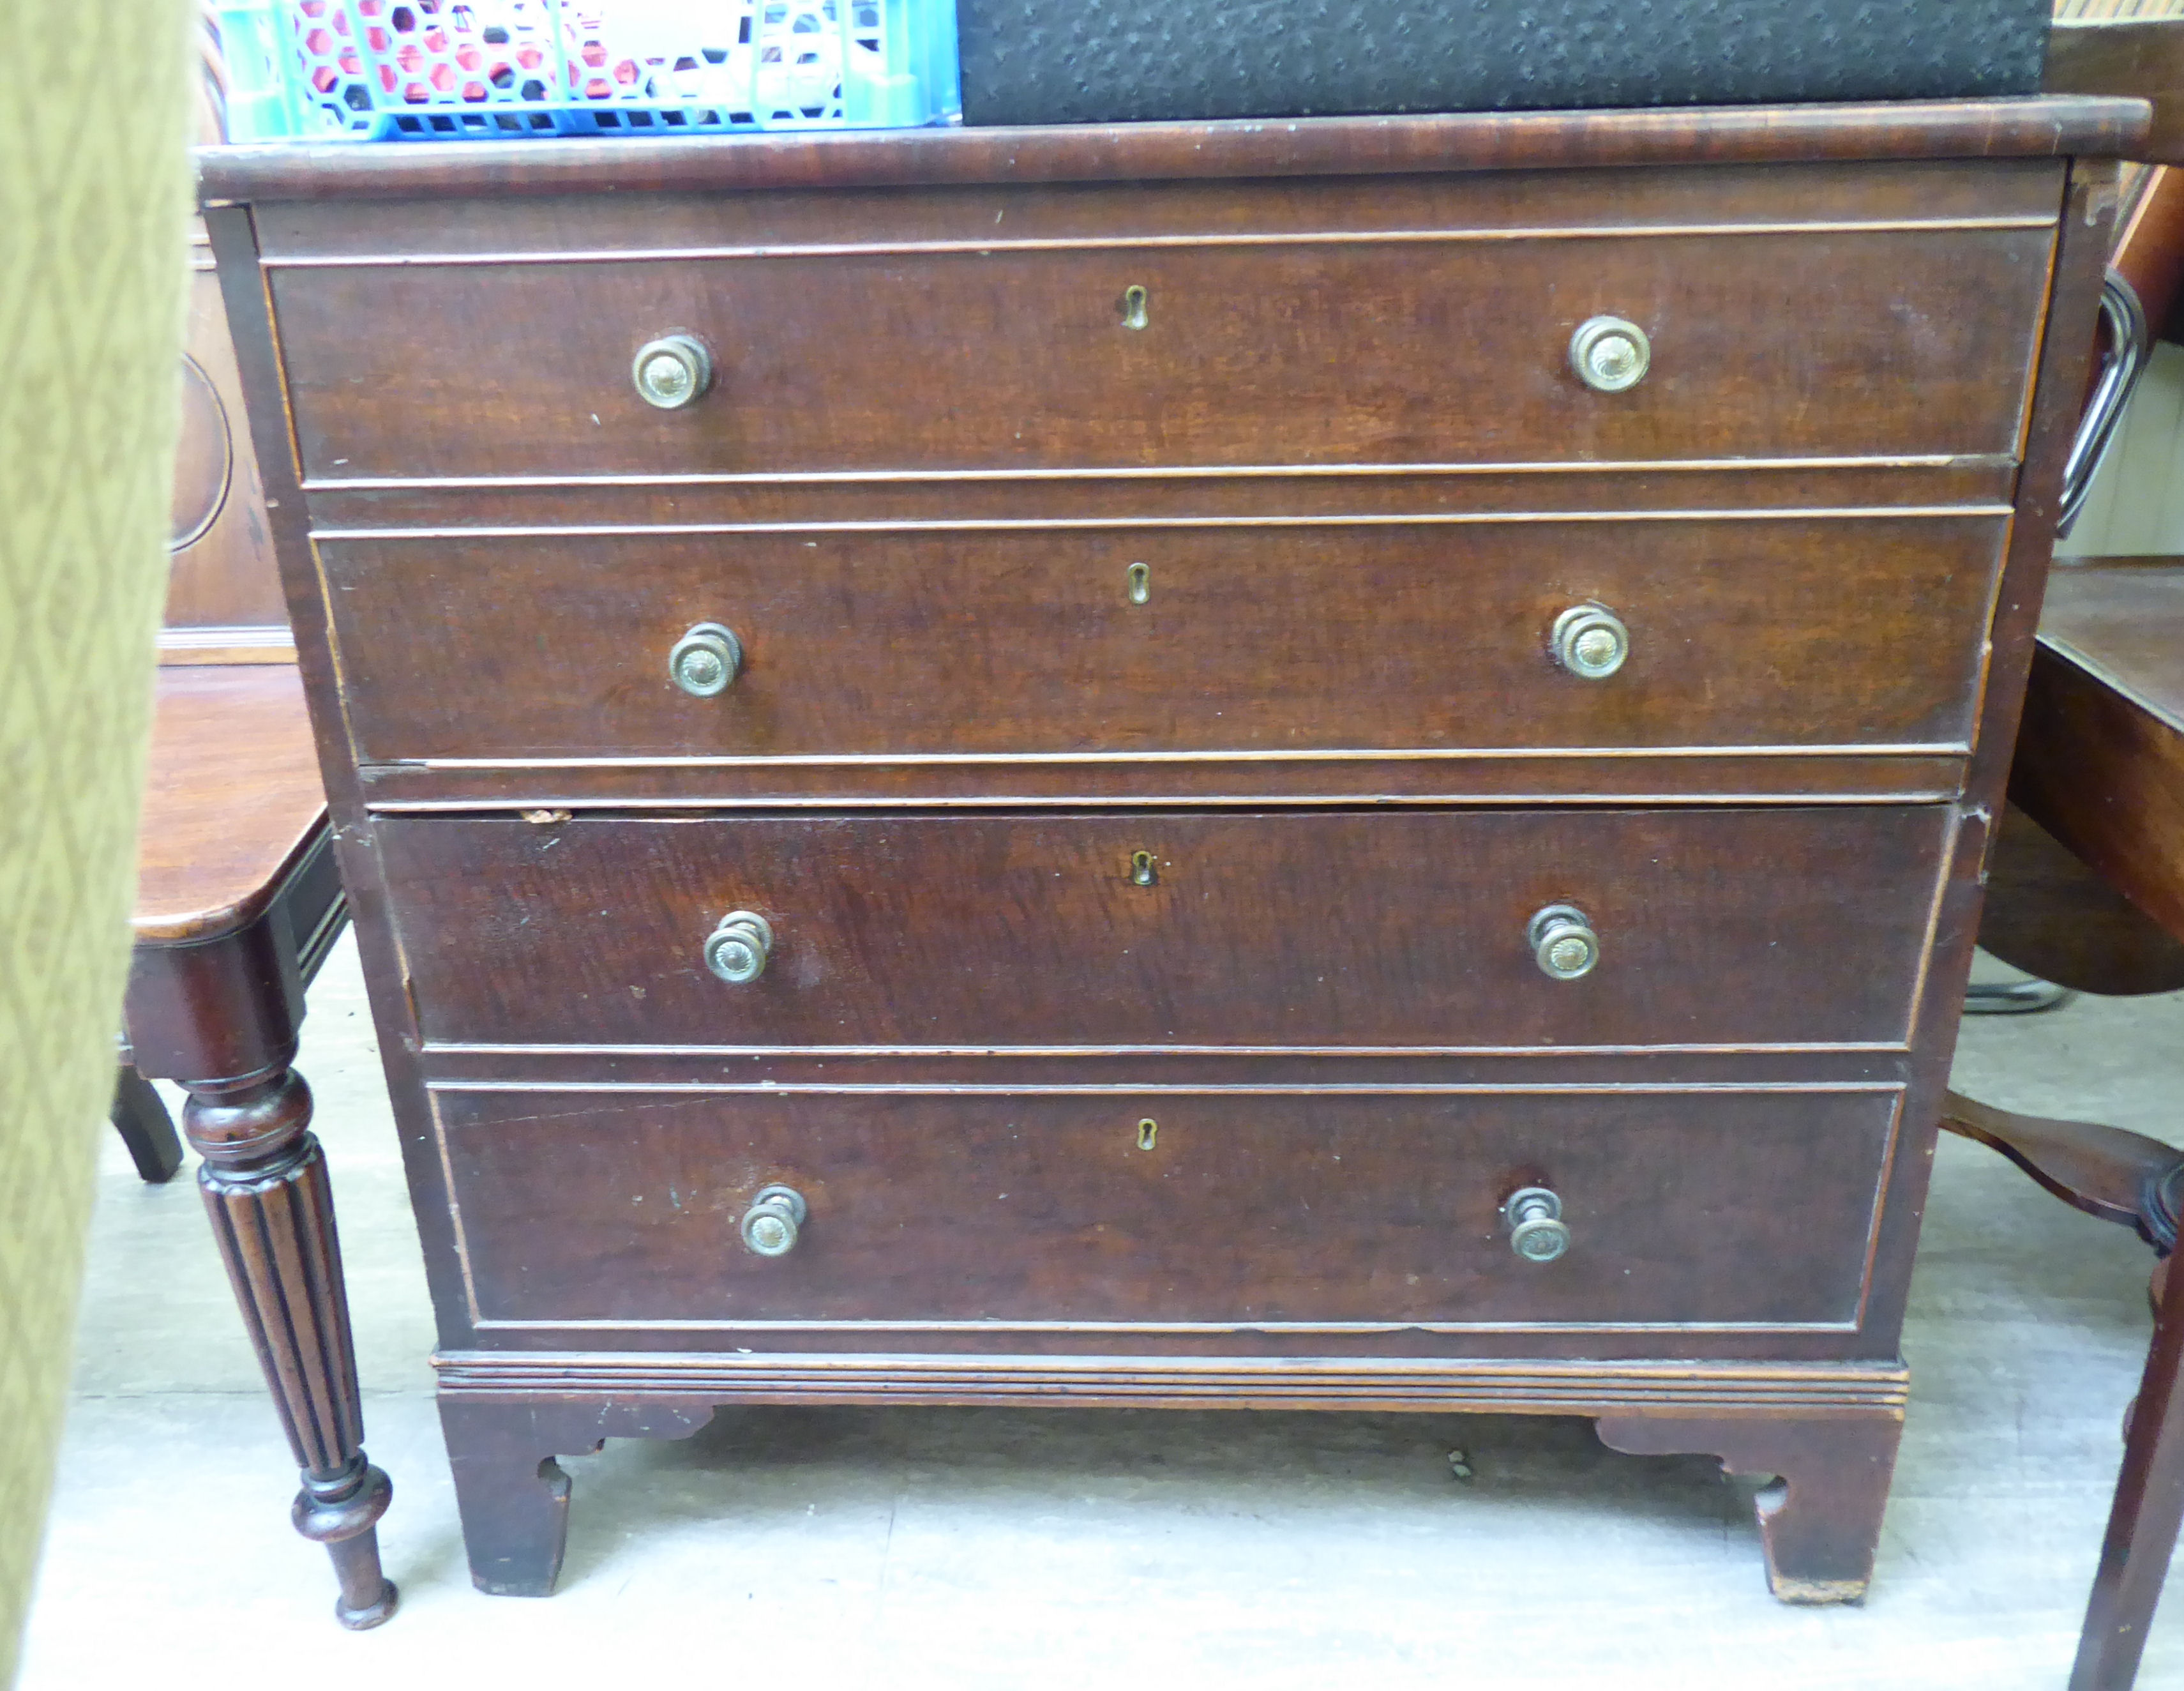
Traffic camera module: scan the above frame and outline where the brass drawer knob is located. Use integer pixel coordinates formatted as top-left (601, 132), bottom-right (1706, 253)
top-left (704, 910), bottom-right (773, 983)
top-left (1569, 315), bottom-right (1651, 393)
top-left (1551, 603), bottom-right (1629, 679)
top-left (670, 622), bottom-right (742, 697)
top-left (1528, 904), bottom-right (1599, 980)
top-left (1505, 1187), bottom-right (1570, 1263)
top-left (632, 334), bottom-right (712, 409)
top-left (742, 1184), bottom-right (807, 1257)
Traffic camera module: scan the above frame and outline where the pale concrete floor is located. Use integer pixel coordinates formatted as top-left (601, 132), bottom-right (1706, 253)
top-left (19, 935), bottom-right (2184, 1690)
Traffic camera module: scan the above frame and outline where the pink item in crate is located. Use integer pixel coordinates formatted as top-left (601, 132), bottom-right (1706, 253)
top-left (215, 0), bottom-right (956, 140)
top-left (287, 1), bottom-right (764, 121)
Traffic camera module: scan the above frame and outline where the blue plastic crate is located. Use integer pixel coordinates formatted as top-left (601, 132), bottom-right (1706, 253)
top-left (211, 0), bottom-right (958, 141)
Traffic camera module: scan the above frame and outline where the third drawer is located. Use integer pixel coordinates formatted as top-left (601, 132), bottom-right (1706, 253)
top-left (381, 806), bottom-right (1952, 1051)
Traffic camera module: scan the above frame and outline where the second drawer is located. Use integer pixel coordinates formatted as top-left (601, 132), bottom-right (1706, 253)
top-left (321, 516), bottom-right (2007, 762)
top-left (381, 806), bottom-right (1951, 1050)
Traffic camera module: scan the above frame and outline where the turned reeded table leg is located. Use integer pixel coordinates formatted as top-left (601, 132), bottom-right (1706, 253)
top-left (186, 1065), bottom-right (397, 1629)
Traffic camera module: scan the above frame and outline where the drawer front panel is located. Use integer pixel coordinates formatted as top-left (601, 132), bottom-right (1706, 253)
top-left (324, 516), bottom-right (2005, 762)
top-left (274, 226), bottom-right (2051, 481)
top-left (436, 1086), bottom-right (1900, 1328)
top-left (382, 808), bottom-right (1949, 1050)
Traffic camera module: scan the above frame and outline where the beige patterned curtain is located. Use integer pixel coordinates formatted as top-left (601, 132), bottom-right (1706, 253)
top-left (0, 3), bottom-right (192, 1681)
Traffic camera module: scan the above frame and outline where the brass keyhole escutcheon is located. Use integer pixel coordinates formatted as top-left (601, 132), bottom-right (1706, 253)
top-left (1119, 284), bottom-right (1150, 330)
top-left (1131, 850), bottom-right (1158, 886)
top-left (1137, 1118), bottom-right (1158, 1151)
top-left (1127, 562), bottom-right (1150, 604)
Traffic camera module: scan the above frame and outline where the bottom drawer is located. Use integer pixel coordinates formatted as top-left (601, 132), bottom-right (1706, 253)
top-left (435, 1086), bottom-right (1901, 1331)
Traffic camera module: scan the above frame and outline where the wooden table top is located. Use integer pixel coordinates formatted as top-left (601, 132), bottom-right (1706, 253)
top-left (133, 663), bottom-right (327, 943)
top-left (2042, 556), bottom-right (2184, 737)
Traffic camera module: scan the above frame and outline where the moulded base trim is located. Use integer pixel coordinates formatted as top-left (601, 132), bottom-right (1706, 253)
top-left (432, 1350), bottom-right (1909, 1414)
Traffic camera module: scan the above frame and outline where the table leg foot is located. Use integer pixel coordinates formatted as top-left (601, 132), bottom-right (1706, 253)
top-left (295, 1457), bottom-right (400, 1628)
top-left (1595, 1408), bottom-right (1902, 1604)
top-left (110, 1062), bottom-right (183, 1183)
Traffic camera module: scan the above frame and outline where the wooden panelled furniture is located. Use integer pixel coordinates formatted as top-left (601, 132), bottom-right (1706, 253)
top-left (112, 132), bottom-right (396, 1625)
top-left (196, 98), bottom-right (2145, 1618)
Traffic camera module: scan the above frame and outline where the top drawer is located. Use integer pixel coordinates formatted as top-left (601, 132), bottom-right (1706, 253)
top-left (267, 185), bottom-right (2056, 484)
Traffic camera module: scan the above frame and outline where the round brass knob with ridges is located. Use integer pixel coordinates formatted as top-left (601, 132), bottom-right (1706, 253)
top-left (1551, 603), bottom-right (1630, 680)
top-left (670, 622), bottom-right (742, 697)
top-left (742, 1184), bottom-right (807, 1257)
top-left (704, 911), bottom-right (773, 984)
top-left (1569, 315), bottom-right (1651, 393)
top-left (1505, 1187), bottom-right (1570, 1263)
top-left (632, 334), bottom-right (712, 410)
top-left (1528, 904), bottom-right (1599, 981)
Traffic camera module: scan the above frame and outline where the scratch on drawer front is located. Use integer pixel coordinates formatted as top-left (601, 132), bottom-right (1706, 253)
top-left (476, 1103), bottom-right (651, 1130)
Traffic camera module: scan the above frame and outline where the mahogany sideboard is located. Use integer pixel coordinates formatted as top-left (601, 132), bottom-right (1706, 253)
top-left (197, 96), bottom-right (2146, 1608)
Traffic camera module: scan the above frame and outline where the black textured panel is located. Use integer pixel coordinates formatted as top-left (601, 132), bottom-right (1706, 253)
top-left (958, 0), bottom-right (2052, 127)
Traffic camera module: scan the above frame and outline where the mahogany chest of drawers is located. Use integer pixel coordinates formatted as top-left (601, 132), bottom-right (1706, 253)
top-left (197, 96), bottom-right (2141, 1609)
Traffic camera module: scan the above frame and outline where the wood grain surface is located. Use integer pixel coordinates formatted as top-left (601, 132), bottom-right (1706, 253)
top-left (192, 98), bottom-right (2148, 206)
top-left (249, 158), bottom-right (2067, 262)
top-left (133, 664), bottom-right (326, 939)
top-left (1975, 800), bottom-right (2184, 991)
top-left (269, 224), bottom-right (2054, 481)
top-left (432, 1084), bottom-right (1901, 1329)
top-left (297, 462), bottom-right (2021, 527)
top-left (2012, 559), bottom-right (2184, 936)
top-left (162, 260), bottom-right (284, 643)
top-left (319, 516), bottom-right (2007, 763)
top-left (379, 807), bottom-right (1951, 1052)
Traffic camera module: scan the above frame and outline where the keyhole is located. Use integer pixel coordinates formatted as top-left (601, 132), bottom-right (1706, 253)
top-left (1119, 284), bottom-right (1149, 330)
top-left (1137, 1118), bottom-right (1158, 1151)
top-left (1131, 850), bottom-right (1158, 886)
top-left (1127, 562), bottom-right (1150, 605)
